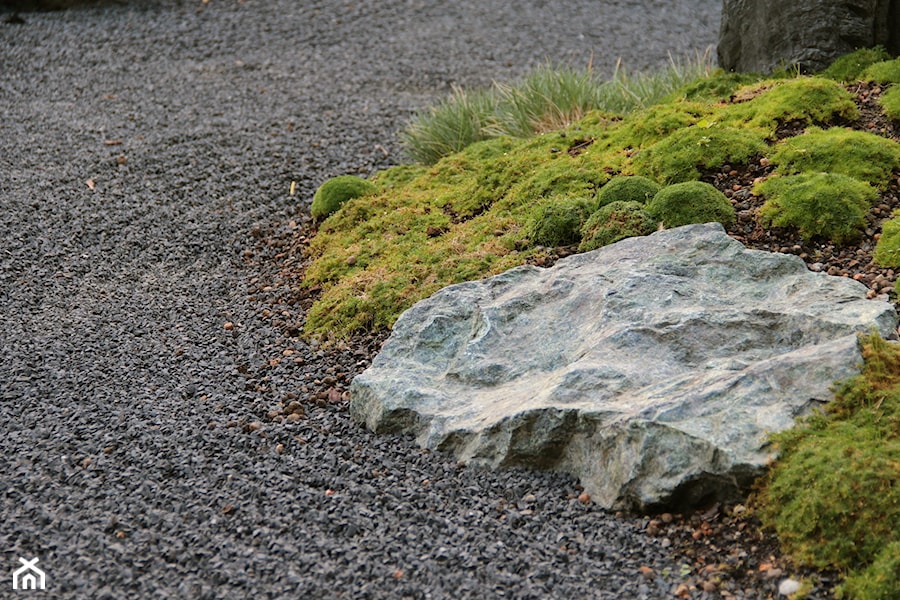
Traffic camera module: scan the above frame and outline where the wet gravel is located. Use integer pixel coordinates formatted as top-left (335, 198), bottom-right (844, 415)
top-left (0, 1), bottom-right (831, 598)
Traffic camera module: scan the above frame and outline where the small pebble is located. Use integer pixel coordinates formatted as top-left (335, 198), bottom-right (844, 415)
top-left (778, 578), bottom-right (802, 596)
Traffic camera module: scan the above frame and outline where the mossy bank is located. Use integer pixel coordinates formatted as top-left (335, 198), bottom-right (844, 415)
top-left (303, 69), bottom-right (900, 339)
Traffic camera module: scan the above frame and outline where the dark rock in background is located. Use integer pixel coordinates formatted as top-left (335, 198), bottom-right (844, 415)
top-left (718, 0), bottom-right (900, 74)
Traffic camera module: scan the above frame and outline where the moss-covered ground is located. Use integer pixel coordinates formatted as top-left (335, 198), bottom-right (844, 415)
top-left (303, 72), bottom-right (897, 339)
top-left (283, 51), bottom-right (900, 598)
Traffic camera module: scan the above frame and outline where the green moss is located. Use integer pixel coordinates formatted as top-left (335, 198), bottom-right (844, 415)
top-left (861, 58), bottom-right (900, 85)
top-left (820, 46), bottom-right (892, 82)
top-left (839, 542), bottom-right (900, 600)
top-left (610, 101), bottom-right (711, 149)
top-left (578, 201), bottom-right (655, 251)
top-left (675, 69), bottom-right (761, 102)
top-left (756, 335), bottom-right (900, 598)
top-left (631, 125), bottom-right (767, 184)
top-left (881, 85), bottom-right (900, 121)
top-left (756, 173), bottom-right (876, 244)
top-left (645, 181), bottom-right (735, 228)
top-left (524, 194), bottom-right (593, 246)
top-left (595, 175), bottom-right (661, 208)
top-left (301, 74), bottom-right (880, 339)
top-left (768, 127), bottom-right (900, 188)
top-left (873, 212), bottom-right (900, 267)
top-left (311, 175), bottom-right (378, 221)
top-left (719, 78), bottom-right (859, 136)
top-left (371, 164), bottom-right (429, 189)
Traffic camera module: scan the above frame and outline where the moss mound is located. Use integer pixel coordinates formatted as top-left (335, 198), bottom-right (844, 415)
top-left (578, 201), bottom-right (655, 251)
top-left (768, 126), bottom-right (900, 188)
top-left (861, 58), bottom-right (900, 85)
top-left (301, 71), bottom-right (894, 339)
top-left (644, 181), bottom-right (734, 229)
top-left (632, 125), bottom-right (767, 183)
top-left (311, 175), bottom-right (378, 221)
top-left (819, 46), bottom-right (892, 82)
top-left (839, 541), bottom-right (900, 600)
top-left (755, 335), bottom-right (900, 600)
top-left (525, 195), bottom-right (593, 246)
top-left (756, 173), bottom-right (876, 244)
top-left (881, 85), bottom-right (900, 122)
top-left (718, 78), bottom-right (859, 135)
top-left (595, 175), bottom-right (660, 208)
top-left (873, 211), bottom-right (900, 267)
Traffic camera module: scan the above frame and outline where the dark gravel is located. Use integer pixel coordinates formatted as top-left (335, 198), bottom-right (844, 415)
top-left (0, 1), bottom-right (822, 598)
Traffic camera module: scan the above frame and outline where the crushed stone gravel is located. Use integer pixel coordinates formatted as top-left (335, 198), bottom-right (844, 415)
top-left (0, 1), bottom-right (830, 598)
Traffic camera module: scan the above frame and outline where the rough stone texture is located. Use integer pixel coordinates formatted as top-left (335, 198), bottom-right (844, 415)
top-left (351, 224), bottom-right (898, 511)
top-left (718, 0), bottom-right (900, 74)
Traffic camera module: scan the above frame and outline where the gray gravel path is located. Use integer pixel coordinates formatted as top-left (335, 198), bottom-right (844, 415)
top-left (0, 1), bottom-right (738, 598)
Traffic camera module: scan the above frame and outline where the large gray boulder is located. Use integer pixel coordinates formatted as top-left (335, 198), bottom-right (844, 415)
top-left (718, 0), bottom-right (900, 74)
top-left (350, 224), bottom-right (898, 511)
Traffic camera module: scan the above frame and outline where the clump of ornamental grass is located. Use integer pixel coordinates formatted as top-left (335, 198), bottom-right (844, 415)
top-left (401, 52), bottom-right (716, 165)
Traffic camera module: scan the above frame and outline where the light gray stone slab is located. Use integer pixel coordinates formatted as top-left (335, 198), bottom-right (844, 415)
top-left (350, 223), bottom-right (898, 511)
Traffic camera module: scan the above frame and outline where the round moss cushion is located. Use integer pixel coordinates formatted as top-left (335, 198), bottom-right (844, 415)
top-left (311, 175), bottom-right (377, 220)
top-left (646, 181), bottom-right (735, 229)
top-left (595, 175), bottom-right (661, 209)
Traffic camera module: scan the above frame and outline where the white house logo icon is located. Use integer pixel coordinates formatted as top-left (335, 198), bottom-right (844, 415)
top-left (12, 557), bottom-right (45, 590)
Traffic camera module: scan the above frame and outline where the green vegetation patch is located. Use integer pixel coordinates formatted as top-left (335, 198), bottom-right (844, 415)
top-left (579, 201), bottom-right (655, 251)
top-left (675, 69), bottom-right (760, 103)
top-left (400, 54), bottom-right (716, 165)
top-left (645, 181), bottom-right (734, 229)
top-left (524, 194), bottom-right (593, 247)
top-left (755, 334), bottom-right (900, 599)
top-left (767, 126), bottom-right (900, 188)
top-left (631, 124), bottom-right (767, 183)
top-left (756, 173), bottom-right (876, 244)
top-left (311, 175), bottom-right (378, 221)
top-left (819, 46), bottom-right (892, 82)
top-left (861, 58), bottom-right (900, 85)
top-left (595, 175), bottom-right (660, 208)
top-left (881, 85), bottom-right (900, 122)
top-left (873, 211), bottom-right (900, 267)
top-left (718, 78), bottom-right (859, 136)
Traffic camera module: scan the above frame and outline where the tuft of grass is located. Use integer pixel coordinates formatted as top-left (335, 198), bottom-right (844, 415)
top-left (819, 46), bottom-right (892, 82)
top-left (756, 173), bottom-right (876, 244)
top-left (488, 64), bottom-right (604, 138)
top-left (401, 53), bottom-right (716, 165)
top-left (755, 334), bottom-right (900, 600)
top-left (768, 126), bottom-right (900, 189)
top-left (400, 85), bottom-right (497, 165)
